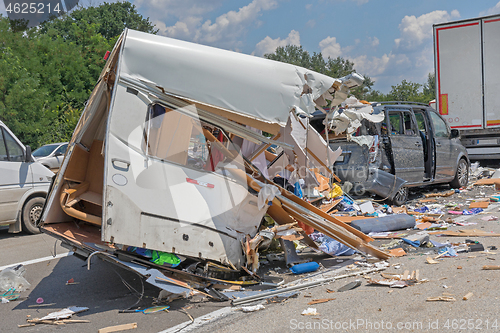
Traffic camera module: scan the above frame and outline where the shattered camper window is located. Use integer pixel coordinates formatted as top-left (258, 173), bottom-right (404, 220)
top-left (142, 103), bottom-right (234, 172)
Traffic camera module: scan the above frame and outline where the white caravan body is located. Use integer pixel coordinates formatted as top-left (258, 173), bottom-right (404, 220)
top-left (41, 29), bottom-right (360, 268)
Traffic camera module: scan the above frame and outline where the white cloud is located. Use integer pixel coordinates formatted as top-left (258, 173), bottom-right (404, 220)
top-left (480, 1), bottom-right (500, 16)
top-left (395, 10), bottom-right (460, 52)
top-left (306, 19), bottom-right (316, 28)
top-left (156, 0), bottom-right (278, 48)
top-left (369, 36), bottom-right (379, 47)
top-left (194, 0), bottom-right (278, 44)
top-left (155, 16), bottom-right (203, 40)
top-left (253, 30), bottom-right (301, 56)
top-left (319, 36), bottom-right (342, 58)
top-left (351, 54), bottom-right (394, 76)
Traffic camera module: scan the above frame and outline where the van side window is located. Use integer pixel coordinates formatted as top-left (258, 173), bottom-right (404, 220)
top-left (414, 112), bottom-right (427, 132)
top-left (1, 128), bottom-right (24, 162)
top-left (388, 112), bottom-right (401, 134)
top-left (388, 111), bottom-right (416, 136)
top-left (429, 112), bottom-right (449, 138)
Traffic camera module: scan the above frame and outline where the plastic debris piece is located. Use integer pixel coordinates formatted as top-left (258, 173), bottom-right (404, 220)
top-left (0, 265), bottom-right (31, 292)
top-left (40, 306), bottom-right (89, 320)
top-left (290, 262), bottom-right (319, 275)
top-left (301, 308), bottom-right (319, 316)
top-left (318, 237), bottom-right (356, 256)
top-left (36, 298), bottom-right (44, 304)
top-left (481, 215), bottom-right (498, 221)
top-left (337, 280), bottom-right (362, 292)
top-left (414, 206), bottom-right (429, 213)
top-left (367, 278), bottom-right (408, 288)
top-left (438, 247), bottom-right (457, 257)
top-left (240, 304), bottom-right (265, 312)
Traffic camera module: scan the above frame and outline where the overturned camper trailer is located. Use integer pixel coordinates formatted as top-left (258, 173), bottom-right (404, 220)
top-left (40, 29), bottom-right (390, 293)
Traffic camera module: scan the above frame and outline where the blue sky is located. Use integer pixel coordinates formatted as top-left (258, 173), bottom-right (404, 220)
top-left (3, 0), bottom-right (500, 92)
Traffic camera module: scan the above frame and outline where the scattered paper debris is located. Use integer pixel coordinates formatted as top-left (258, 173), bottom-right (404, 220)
top-left (301, 308), bottom-right (319, 316)
top-left (426, 296), bottom-right (456, 302)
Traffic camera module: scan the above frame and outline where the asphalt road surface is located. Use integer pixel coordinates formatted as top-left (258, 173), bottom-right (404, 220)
top-left (0, 228), bottom-right (228, 332)
top-left (1, 160), bottom-right (499, 332)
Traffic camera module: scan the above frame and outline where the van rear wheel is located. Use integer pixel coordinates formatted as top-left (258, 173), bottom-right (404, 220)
top-left (450, 158), bottom-right (469, 189)
top-left (22, 197), bottom-right (44, 234)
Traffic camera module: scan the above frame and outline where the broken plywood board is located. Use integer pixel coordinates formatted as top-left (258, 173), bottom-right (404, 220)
top-left (483, 265), bottom-right (500, 270)
top-left (98, 323), bottom-right (137, 333)
top-left (332, 215), bottom-right (371, 224)
top-left (469, 201), bottom-right (490, 209)
top-left (424, 190), bottom-right (455, 198)
top-left (427, 296), bottom-right (456, 302)
top-left (307, 298), bottom-right (336, 305)
top-left (474, 178), bottom-right (500, 186)
top-left (388, 248), bottom-right (406, 257)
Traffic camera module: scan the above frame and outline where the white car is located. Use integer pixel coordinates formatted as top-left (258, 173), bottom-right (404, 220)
top-left (0, 121), bottom-right (54, 234)
top-left (33, 142), bottom-right (68, 170)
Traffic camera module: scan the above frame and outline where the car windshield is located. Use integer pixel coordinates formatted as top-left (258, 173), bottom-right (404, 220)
top-left (33, 144), bottom-right (59, 157)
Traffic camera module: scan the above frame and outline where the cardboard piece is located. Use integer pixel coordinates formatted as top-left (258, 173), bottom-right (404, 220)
top-left (469, 201), bottom-right (489, 209)
top-left (388, 248), bottom-right (406, 257)
top-left (98, 323), bottom-right (138, 333)
top-left (474, 178), bottom-right (500, 186)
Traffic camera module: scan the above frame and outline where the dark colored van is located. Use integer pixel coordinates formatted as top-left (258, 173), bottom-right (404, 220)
top-left (311, 102), bottom-right (469, 205)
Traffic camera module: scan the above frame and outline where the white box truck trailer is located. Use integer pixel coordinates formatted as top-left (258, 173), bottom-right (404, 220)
top-left (434, 14), bottom-right (500, 159)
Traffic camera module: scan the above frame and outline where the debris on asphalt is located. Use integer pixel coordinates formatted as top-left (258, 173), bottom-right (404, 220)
top-left (40, 306), bottom-right (89, 321)
top-left (20, 306), bottom-right (90, 327)
top-left (463, 292), bottom-right (474, 300)
top-left (482, 265), bottom-right (500, 270)
top-left (307, 298), bottom-right (336, 305)
top-left (290, 262), bottom-right (319, 274)
top-left (19, 26), bottom-right (500, 325)
top-left (301, 308), bottom-right (319, 316)
top-left (98, 322), bottom-right (138, 333)
top-left (337, 280), bottom-right (362, 292)
top-left (238, 304), bottom-right (265, 312)
top-left (0, 265), bottom-right (30, 294)
top-left (427, 296), bottom-right (456, 302)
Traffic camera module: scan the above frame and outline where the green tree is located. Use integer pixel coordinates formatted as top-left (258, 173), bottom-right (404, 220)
top-left (0, 1), bottom-right (157, 148)
top-left (387, 79), bottom-right (422, 102)
top-left (39, 1), bottom-right (157, 41)
top-left (422, 72), bottom-right (435, 101)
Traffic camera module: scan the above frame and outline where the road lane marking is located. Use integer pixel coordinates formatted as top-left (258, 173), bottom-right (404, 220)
top-left (159, 306), bottom-right (233, 333)
top-left (0, 252), bottom-right (73, 271)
